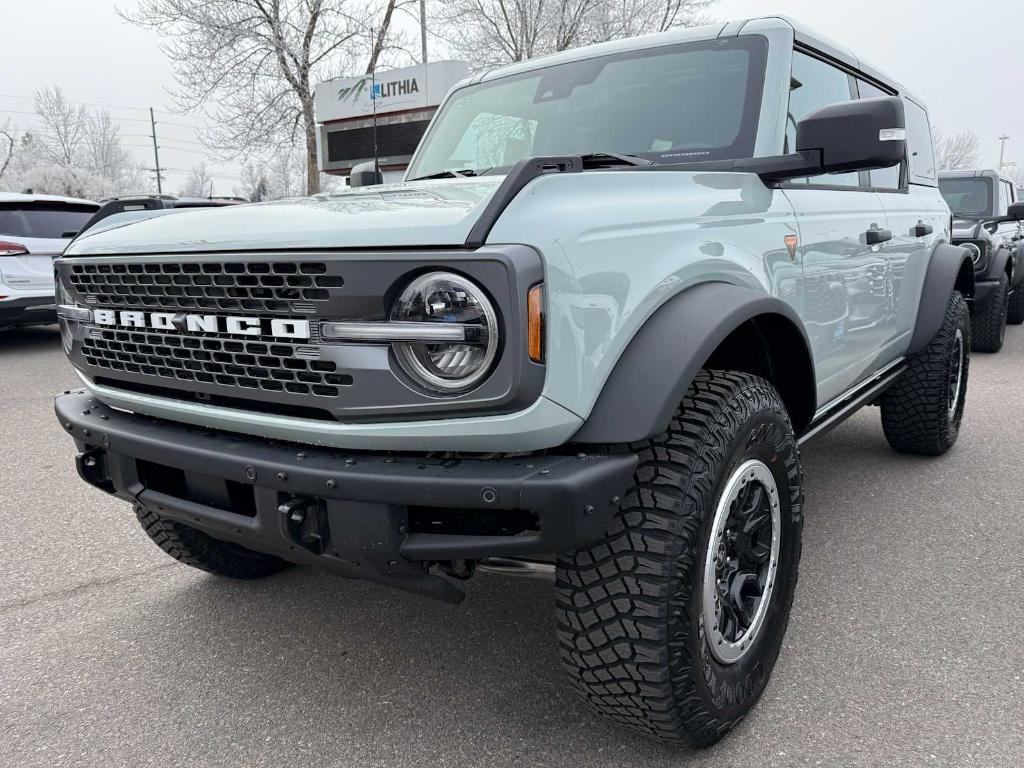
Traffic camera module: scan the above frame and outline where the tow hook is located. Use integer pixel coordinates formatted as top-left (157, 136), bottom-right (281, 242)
top-left (278, 495), bottom-right (328, 555)
top-left (75, 449), bottom-right (114, 492)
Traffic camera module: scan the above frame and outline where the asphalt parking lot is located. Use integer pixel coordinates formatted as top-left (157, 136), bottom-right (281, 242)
top-left (1, 324), bottom-right (1022, 768)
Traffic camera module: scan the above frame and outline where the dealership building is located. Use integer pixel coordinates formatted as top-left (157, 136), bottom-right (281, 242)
top-left (315, 61), bottom-right (470, 184)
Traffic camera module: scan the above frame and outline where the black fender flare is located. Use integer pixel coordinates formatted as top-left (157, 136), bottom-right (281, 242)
top-left (907, 243), bottom-right (975, 355)
top-left (570, 282), bottom-right (816, 444)
top-left (982, 243), bottom-right (1012, 283)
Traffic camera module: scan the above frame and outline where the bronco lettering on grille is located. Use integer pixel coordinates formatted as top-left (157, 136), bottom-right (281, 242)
top-left (91, 309), bottom-right (310, 340)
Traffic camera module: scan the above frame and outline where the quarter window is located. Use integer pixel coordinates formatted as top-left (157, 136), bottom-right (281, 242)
top-left (787, 51), bottom-right (859, 187)
top-left (904, 99), bottom-right (937, 185)
top-left (857, 79), bottom-right (903, 190)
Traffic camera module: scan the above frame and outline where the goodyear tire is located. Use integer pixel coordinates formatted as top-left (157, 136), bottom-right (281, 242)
top-left (1007, 282), bottom-right (1024, 325)
top-left (556, 370), bottom-right (803, 747)
top-left (971, 273), bottom-right (1008, 352)
top-left (880, 291), bottom-right (970, 456)
top-left (137, 508), bottom-right (291, 579)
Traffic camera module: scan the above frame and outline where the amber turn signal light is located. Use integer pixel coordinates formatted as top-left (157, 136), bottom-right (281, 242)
top-left (528, 283), bottom-right (544, 363)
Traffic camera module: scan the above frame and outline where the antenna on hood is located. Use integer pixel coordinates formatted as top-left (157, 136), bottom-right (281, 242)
top-left (370, 32), bottom-right (380, 182)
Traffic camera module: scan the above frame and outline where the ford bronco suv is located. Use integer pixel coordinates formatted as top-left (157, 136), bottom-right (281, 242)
top-left (54, 17), bottom-right (975, 747)
top-left (938, 169), bottom-right (1024, 351)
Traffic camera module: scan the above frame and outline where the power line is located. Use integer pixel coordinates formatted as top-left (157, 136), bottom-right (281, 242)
top-left (123, 143), bottom-right (210, 155)
top-left (0, 93), bottom-right (202, 120)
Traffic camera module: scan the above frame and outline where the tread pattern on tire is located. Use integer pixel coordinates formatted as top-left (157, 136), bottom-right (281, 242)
top-left (136, 507), bottom-right (290, 579)
top-left (555, 370), bottom-right (803, 747)
top-left (971, 273), bottom-right (1007, 352)
top-left (1007, 281), bottom-right (1024, 325)
top-left (880, 291), bottom-right (969, 456)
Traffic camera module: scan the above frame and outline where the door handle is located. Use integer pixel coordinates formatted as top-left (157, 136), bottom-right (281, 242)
top-left (911, 222), bottom-right (933, 237)
top-left (864, 228), bottom-right (893, 245)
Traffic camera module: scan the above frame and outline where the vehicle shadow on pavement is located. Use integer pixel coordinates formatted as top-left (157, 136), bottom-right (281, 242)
top-left (133, 567), bottom-right (721, 765)
top-left (0, 325), bottom-right (61, 354)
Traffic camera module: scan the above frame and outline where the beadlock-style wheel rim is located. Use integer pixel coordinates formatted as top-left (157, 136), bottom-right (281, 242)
top-left (948, 328), bottom-right (964, 420)
top-left (702, 459), bottom-right (781, 665)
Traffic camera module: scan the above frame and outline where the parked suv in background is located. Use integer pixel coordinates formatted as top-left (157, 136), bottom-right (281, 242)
top-left (53, 17), bottom-right (974, 747)
top-left (0, 192), bottom-right (98, 330)
top-left (939, 169), bottom-right (1024, 351)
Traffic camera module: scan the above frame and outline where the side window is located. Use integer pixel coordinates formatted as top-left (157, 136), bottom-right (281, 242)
top-left (904, 99), bottom-right (936, 184)
top-left (787, 51), bottom-right (860, 187)
top-left (857, 79), bottom-right (903, 190)
top-left (999, 180), bottom-right (1013, 215)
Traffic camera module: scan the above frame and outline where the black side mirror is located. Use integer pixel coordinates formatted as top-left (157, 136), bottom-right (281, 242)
top-left (796, 96), bottom-right (906, 175)
top-left (349, 161), bottom-right (383, 188)
top-left (61, 230), bottom-right (79, 239)
top-left (1006, 202), bottom-right (1024, 221)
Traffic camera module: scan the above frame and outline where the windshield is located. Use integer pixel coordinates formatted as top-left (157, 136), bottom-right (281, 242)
top-left (407, 37), bottom-right (768, 180)
top-left (0, 202), bottom-right (97, 239)
top-left (939, 177), bottom-right (993, 218)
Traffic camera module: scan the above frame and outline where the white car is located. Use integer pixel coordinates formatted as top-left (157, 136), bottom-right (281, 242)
top-left (0, 192), bottom-right (99, 330)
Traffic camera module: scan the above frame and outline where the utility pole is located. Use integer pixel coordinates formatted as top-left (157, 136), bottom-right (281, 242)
top-left (999, 134), bottom-right (1010, 169)
top-left (420, 0), bottom-right (428, 64)
top-left (148, 107), bottom-right (164, 194)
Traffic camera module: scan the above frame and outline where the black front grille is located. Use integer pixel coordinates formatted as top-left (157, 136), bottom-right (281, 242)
top-left (83, 328), bottom-right (352, 397)
top-left (68, 261), bottom-right (343, 315)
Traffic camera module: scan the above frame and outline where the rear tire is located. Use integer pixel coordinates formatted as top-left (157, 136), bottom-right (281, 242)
top-left (1007, 281), bottom-right (1024, 325)
top-left (880, 291), bottom-right (970, 456)
top-left (137, 508), bottom-right (291, 579)
top-left (556, 370), bottom-right (803, 746)
top-left (971, 273), bottom-right (1008, 352)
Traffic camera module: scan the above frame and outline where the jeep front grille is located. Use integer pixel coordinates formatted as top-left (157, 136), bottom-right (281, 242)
top-left (68, 261), bottom-right (343, 315)
top-left (82, 328), bottom-right (352, 397)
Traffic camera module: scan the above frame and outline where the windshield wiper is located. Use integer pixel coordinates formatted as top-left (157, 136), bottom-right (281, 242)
top-left (408, 168), bottom-right (484, 181)
top-left (578, 152), bottom-right (654, 168)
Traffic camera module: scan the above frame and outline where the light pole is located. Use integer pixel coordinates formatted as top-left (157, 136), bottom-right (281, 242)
top-left (420, 0), bottom-right (428, 64)
top-left (999, 134), bottom-right (1010, 169)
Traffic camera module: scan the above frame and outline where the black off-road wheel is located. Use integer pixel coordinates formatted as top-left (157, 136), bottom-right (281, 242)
top-left (137, 508), bottom-right (291, 579)
top-left (1007, 282), bottom-right (1024, 325)
top-left (556, 370), bottom-right (804, 747)
top-left (971, 273), bottom-right (1008, 352)
top-left (880, 291), bottom-right (970, 456)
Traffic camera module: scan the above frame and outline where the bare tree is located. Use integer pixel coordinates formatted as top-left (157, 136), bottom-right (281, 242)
top-left (437, 0), bottom-right (715, 67)
top-left (121, 0), bottom-right (410, 196)
top-left (34, 86), bottom-right (89, 166)
top-left (180, 163), bottom-right (215, 197)
top-left (0, 120), bottom-right (15, 184)
top-left (238, 161), bottom-right (271, 201)
top-left (934, 128), bottom-right (981, 171)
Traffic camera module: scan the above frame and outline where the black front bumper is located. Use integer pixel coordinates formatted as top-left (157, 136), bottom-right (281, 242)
top-left (0, 296), bottom-right (56, 328)
top-left (55, 390), bottom-right (636, 602)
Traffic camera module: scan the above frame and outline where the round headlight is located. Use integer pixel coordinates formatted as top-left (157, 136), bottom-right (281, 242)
top-left (961, 242), bottom-right (981, 265)
top-left (390, 271), bottom-right (499, 393)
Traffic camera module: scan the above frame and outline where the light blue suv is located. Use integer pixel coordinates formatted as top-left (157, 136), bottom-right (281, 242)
top-left (54, 17), bottom-right (978, 747)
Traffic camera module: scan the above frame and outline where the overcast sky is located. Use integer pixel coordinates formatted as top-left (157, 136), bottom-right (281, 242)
top-left (2, 0), bottom-right (1022, 195)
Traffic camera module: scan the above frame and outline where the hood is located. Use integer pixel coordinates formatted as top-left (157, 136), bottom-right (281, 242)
top-left (64, 177), bottom-right (505, 256)
top-left (951, 218), bottom-right (989, 240)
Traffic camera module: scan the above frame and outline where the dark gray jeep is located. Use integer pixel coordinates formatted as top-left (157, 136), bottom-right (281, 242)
top-left (939, 169), bottom-right (1024, 351)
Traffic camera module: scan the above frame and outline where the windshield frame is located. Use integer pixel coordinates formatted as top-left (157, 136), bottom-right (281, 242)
top-left (405, 36), bottom-right (770, 182)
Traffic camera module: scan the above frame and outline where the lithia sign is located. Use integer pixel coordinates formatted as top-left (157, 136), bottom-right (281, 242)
top-left (314, 61), bottom-right (470, 122)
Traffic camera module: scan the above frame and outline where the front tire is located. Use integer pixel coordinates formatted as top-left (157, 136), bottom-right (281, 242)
top-left (880, 291), bottom-right (970, 456)
top-left (1007, 281), bottom-right (1024, 325)
top-left (556, 370), bottom-right (804, 747)
top-left (137, 508), bottom-right (291, 579)
top-left (971, 273), bottom-right (1008, 352)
